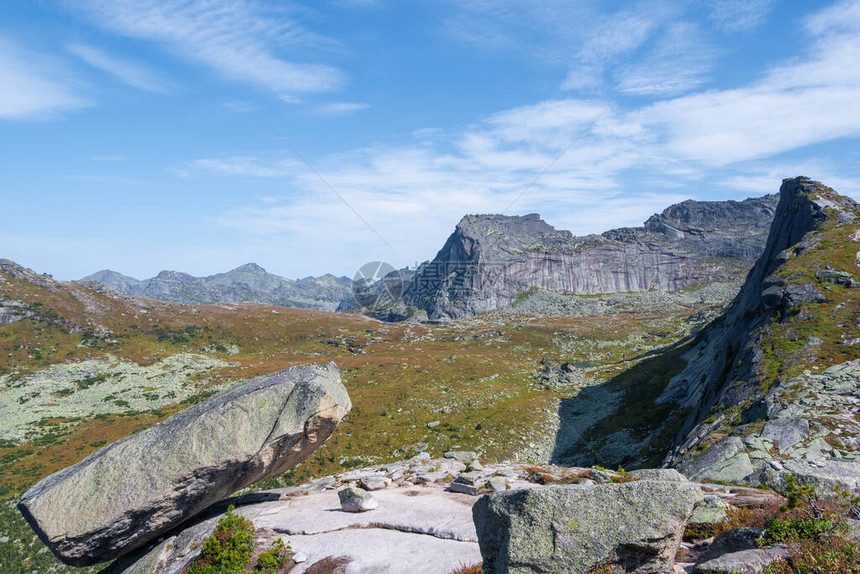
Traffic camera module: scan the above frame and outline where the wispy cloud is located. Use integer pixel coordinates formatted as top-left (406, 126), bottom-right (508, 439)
top-left (614, 22), bottom-right (714, 96)
top-left (0, 35), bottom-right (90, 120)
top-left (67, 43), bottom-right (171, 93)
top-left (314, 101), bottom-right (370, 115)
top-left (704, 0), bottom-right (774, 32)
top-left (72, 0), bottom-right (344, 94)
top-left (182, 0), bottom-right (860, 267)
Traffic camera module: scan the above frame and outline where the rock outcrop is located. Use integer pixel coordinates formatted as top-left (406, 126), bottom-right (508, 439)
top-left (402, 195), bottom-right (778, 318)
top-left (472, 480), bottom-right (703, 574)
top-left (658, 178), bottom-right (860, 485)
top-left (81, 263), bottom-right (353, 312)
top-left (18, 362), bottom-right (351, 566)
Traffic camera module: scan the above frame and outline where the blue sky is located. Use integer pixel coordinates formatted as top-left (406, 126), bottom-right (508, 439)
top-left (2, 0), bottom-right (860, 281)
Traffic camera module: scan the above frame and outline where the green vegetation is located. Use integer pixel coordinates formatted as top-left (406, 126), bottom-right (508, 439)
top-left (560, 341), bottom-right (692, 468)
top-left (184, 506), bottom-right (288, 574)
top-left (759, 517), bottom-right (834, 545)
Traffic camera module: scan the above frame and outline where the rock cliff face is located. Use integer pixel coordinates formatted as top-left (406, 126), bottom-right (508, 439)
top-left (403, 195), bottom-right (778, 318)
top-left (81, 263), bottom-right (353, 312)
top-left (659, 177), bottom-right (860, 482)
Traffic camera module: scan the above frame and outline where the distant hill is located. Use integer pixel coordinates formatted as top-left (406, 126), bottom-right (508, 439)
top-left (80, 263), bottom-right (352, 312)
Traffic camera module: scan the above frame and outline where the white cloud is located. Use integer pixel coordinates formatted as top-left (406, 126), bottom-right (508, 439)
top-left (181, 156), bottom-right (298, 178)
top-left (614, 22), bottom-right (714, 96)
top-left (314, 102), bottom-right (370, 115)
top-left (705, 0), bottom-right (774, 32)
top-left (72, 0), bottom-right (344, 94)
top-left (67, 43), bottom-right (171, 93)
top-left (0, 36), bottom-right (90, 120)
top-left (182, 0), bottom-right (860, 270)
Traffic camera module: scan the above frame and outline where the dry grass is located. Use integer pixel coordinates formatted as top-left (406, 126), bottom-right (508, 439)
top-left (451, 562), bottom-right (483, 574)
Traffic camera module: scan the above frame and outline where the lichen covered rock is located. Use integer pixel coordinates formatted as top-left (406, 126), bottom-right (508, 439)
top-left (473, 480), bottom-right (703, 574)
top-left (18, 362), bottom-right (350, 566)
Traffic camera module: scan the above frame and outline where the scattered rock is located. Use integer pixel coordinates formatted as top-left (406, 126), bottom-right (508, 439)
top-left (473, 480), bottom-right (703, 574)
top-left (590, 468), bottom-right (611, 483)
top-left (488, 477), bottom-right (508, 492)
top-left (17, 362), bottom-right (351, 567)
top-left (450, 482), bottom-right (479, 496)
top-left (310, 476), bottom-right (337, 491)
top-left (696, 527), bottom-right (765, 564)
top-left (338, 487), bottom-right (378, 512)
top-left (456, 471), bottom-right (484, 486)
top-left (359, 477), bottom-right (390, 491)
top-left (761, 458), bottom-right (860, 499)
top-left (445, 450), bottom-right (478, 462)
top-left (678, 437), bottom-right (754, 483)
top-left (629, 468), bottom-right (688, 482)
top-left (692, 546), bottom-right (788, 574)
top-left (426, 421), bottom-right (440, 429)
top-left (293, 552), bottom-right (308, 563)
top-left (466, 460), bottom-right (485, 472)
top-left (689, 496), bottom-right (730, 524)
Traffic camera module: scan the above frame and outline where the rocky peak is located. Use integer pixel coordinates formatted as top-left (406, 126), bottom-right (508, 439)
top-left (152, 270), bottom-right (195, 283)
top-left (403, 193), bottom-right (779, 318)
top-left (660, 176), bottom-right (860, 482)
top-left (230, 262), bottom-right (267, 275)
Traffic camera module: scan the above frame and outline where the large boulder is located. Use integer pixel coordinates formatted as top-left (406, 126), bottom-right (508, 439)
top-left (760, 458), bottom-right (860, 500)
top-left (473, 480), bottom-right (703, 574)
top-left (18, 362), bottom-right (350, 566)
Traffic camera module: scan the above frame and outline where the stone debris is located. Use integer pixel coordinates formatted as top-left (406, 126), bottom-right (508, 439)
top-left (338, 487), bottom-right (378, 513)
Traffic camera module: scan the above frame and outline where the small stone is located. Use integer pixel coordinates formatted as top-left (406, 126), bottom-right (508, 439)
top-left (488, 477), bottom-right (508, 492)
top-left (310, 476), bottom-right (336, 491)
top-left (456, 471), bottom-right (484, 485)
top-left (445, 451), bottom-right (478, 462)
top-left (338, 487), bottom-right (378, 512)
top-left (689, 496), bottom-right (730, 524)
top-left (590, 468), bottom-right (610, 483)
top-left (449, 482), bottom-right (479, 496)
top-left (359, 476), bottom-right (390, 491)
top-left (467, 460), bottom-right (485, 472)
top-left (388, 469), bottom-right (405, 481)
top-left (427, 421), bottom-right (440, 428)
top-left (293, 552), bottom-right (308, 563)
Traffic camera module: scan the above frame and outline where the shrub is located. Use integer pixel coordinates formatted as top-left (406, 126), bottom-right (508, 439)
top-left (763, 537), bottom-right (860, 573)
top-left (185, 506), bottom-right (255, 574)
top-left (253, 538), bottom-right (288, 573)
top-left (759, 517), bottom-right (834, 545)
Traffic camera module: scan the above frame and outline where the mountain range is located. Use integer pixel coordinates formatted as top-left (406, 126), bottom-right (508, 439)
top-left (80, 263), bottom-right (353, 312)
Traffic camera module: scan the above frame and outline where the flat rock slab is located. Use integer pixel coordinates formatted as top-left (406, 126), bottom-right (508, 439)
top-left (250, 484), bottom-right (478, 542)
top-left (113, 480), bottom-right (486, 574)
top-left (18, 362), bottom-right (350, 566)
top-left (285, 528), bottom-right (482, 574)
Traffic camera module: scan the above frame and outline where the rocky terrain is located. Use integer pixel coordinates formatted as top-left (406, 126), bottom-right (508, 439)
top-left (3, 177), bottom-right (860, 573)
top-left (401, 195), bottom-right (778, 319)
top-left (551, 178), bottom-right (860, 476)
top-left (81, 263), bottom-right (353, 312)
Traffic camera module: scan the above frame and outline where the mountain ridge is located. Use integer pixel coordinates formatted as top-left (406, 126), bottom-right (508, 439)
top-left (401, 194), bottom-right (779, 318)
top-left (79, 263), bottom-right (353, 312)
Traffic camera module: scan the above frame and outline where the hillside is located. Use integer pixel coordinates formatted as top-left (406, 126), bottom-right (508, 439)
top-left (80, 263), bottom-right (353, 312)
top-left (0, 253), bottom-right (728, 573)
top-left (552, 177), bottom-right (860, 475)
top-left (401, 194), bottom-right (778, 319)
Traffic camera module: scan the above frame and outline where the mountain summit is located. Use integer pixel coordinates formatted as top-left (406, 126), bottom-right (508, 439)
top-left (402, 194), bottom-right (779, 318)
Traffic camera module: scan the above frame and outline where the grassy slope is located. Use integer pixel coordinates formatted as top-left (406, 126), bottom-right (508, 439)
top-left (0, 269), bottom-right (726, 573)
